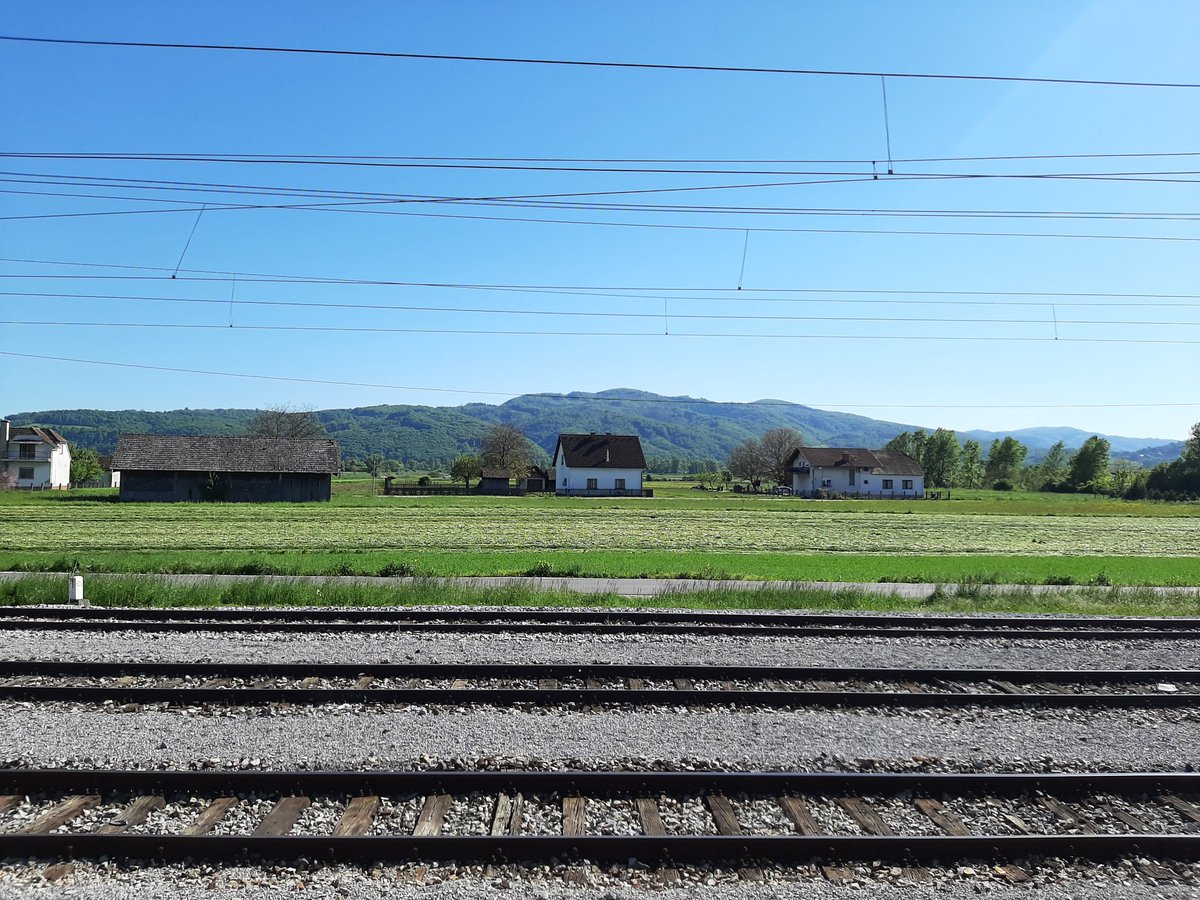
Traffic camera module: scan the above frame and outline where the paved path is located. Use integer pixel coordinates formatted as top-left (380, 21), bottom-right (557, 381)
top-left (2, 571), bottom-right (1197, 597)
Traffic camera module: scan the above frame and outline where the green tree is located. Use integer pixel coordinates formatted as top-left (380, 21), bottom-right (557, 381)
top-left (985, 437), bottom-right (1028, 486)
top-left (921, 429), bottom-right (961, 488)
top-left (69, 446), bottom-right (104, 484)
top-left (1067, 436), bottom-right (1112, 490)
top-left (1109, 459), bottom-right (1141, 495)
top-left (450, 454), bottom-right (483, 489)
top-left (959, 440), bottom-right (985, 488)
top-left (1040, 441), bottom-right (1070, 484)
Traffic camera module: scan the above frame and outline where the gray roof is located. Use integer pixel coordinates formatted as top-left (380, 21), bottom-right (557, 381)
top-left (555, 433), bottom-right (646, 469)
top-left (789, 446), bottom-right (924, 476)
top-left (112, 434), bottom-right (340, 474)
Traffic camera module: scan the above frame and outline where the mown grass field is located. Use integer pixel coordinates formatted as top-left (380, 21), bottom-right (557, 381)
top-left (1, 484), bottom-right (1197, 586)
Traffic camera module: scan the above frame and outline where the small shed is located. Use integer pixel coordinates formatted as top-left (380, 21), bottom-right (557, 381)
top-left (478, 468), bottom-right (512, 495)
top-left (518, 465), bottom-right (552, 493)
top-left (112, 434), bottom-right (341, 502)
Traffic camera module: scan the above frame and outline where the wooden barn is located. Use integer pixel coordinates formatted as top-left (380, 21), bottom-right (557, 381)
top-left (112, 434), bottom-right (341, 503)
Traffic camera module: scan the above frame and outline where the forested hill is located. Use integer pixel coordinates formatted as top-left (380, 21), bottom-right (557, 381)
top-left (6, 389), bottom-right (1179, 471)
top-left (7, 390), bottom-right (918, 469)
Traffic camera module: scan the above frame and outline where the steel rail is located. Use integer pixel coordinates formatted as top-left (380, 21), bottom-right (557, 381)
top-left (5, 685), bottom-right (1198, 708)
top-left (2, 617), bottom-right (1196, 640)
top-left (3, 833), bottom-right (1198, 866)
top-left (2, 605), bottom-right (1195, 630)
top-left (3, 660), bottom-right (1197, 683)
top-left (1, 770), bottom-right (1197, 865)
top-left (0, 767), bottom-right (1193, 798)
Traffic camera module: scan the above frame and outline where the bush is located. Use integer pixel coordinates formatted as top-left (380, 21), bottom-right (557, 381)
top-left (992, 479), bottom-right (1015, 491)
top-left (377, 561), bottom-right (417, 578)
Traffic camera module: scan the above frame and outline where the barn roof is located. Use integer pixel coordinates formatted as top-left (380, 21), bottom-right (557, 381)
top-left (112, 434), bottom-right (341, 474)
top-left (555, 433), bottom-right (646, 469)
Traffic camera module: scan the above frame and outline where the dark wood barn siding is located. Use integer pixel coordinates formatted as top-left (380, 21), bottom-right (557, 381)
top-left (120, 470), bottom-right (332, 503)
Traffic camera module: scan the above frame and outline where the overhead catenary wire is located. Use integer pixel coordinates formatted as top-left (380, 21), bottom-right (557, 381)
top-left (4, 255), bottom-right (1200, 300)
top-left (9, 288), bottom-right (1200, 316)
top-left (4, 35), bottom-right (1199, 89)
top-left (1, 349), bottom-right (1198, 409)
top-left (5, 320), bottom-right (1200, 344)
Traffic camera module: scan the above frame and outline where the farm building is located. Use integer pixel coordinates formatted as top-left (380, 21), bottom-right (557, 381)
top-left (478, 468), bottom-right (513, 495)
top-left (553, 433), bottom-right (648, 496)
top-left (0, 419), bottom-right (71, 489)
top-left (112, 434), bottom-right (340, 502)
top-left (788, 447), bottom-right (924, 498)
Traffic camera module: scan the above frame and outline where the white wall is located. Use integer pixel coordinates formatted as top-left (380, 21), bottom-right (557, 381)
top-left (50, 444), bottom-right (71, 487)
top-left (554, 453), bottom-right (643, 493)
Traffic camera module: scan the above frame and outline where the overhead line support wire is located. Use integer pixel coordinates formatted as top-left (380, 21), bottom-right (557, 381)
top-left (3, 35), bottom-right (1199, 89)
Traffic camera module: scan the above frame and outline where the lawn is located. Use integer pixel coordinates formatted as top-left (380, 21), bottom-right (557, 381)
top-left (0, 485), bottom-right (1197, 585)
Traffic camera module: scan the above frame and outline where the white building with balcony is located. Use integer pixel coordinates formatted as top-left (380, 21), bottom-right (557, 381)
top-left (787, 446), bottom-right (924, 498)
top-left (1, 419), bottom-right (71, 489)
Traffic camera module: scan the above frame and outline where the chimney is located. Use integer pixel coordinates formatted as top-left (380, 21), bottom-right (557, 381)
top-left (0, 419), bottom-right (8, 445)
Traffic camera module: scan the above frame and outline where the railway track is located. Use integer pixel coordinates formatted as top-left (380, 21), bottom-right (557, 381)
top-left (2, 661), bottom-right (1198, 709)
top-left (2, 605), bottom-right (1199, 639)
top-left (0, 768), bottom-right (1197, 875)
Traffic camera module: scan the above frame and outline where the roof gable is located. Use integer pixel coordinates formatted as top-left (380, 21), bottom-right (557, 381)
top-left (112, 434), bottom-right (341, 474)
top-left (554, 433), bottom-right (646, 469)
top-left (9, 426), bottom-right (68, 445)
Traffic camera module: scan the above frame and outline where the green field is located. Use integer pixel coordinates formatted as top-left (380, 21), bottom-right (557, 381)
top-left (1, 485), bottom-right (1197, 586)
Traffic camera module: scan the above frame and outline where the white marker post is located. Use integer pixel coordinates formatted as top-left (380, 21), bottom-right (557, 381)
top-left (68, 575), bottom-right (89, 607)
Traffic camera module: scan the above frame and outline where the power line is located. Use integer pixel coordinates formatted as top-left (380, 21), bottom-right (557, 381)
top-left (3, 35), bottom-right (1198, 89)
top-left (3, 152), bottom-right (1200, 178)
top-left (4, 256), bottom-right (1200, 300)
top-left (6, 150), bottom-right (1200, 165)
top-left (6, 183), bottom-right (1199, 223)
top-left (2, 350), bottom-right (1198, 409)
top-left (6, 319), bottom-right (1200, 343)
top-left (10, 288), bottom-right (1200, 316)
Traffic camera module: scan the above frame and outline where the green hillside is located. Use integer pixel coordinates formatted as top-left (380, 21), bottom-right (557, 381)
top-left (7, 389), bottom-right (1180, 471)
top-left (7, 389), bottom-right (918, 470)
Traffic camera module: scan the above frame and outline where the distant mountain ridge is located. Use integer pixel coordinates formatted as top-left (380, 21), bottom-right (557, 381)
top-left (6, 389), bottom-right (1182, 469)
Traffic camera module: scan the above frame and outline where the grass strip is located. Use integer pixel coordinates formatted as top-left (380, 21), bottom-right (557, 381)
top-left (1, 550), bottom-right (1196, 587)
top-left (2, 575), bottom-right (1198, 618)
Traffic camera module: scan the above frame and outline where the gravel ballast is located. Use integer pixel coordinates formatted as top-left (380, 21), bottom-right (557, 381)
top-left (3, 628), bottom-right (1196, 670)
top-left (0, 704), bottom-right (1197, 768)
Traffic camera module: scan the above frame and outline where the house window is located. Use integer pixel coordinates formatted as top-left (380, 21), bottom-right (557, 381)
top-left (586, 478), bottom-right (598, 490)
top-left (903, 479), bottom-right (914, 490)
top-left (821, 479), bottom-right (832, 487)
top-left (18, 444), bottom-right (35, 460)
top-left (18, 467), bottom-right (34, 481)
top-left (848, 469), bottom-right (855, 486)
top-left (614, 478), bottom-right (626, 490)
top-left (562, 478), bottom-right (568, 487)
top-left (882, 479), bottom-right (893, 489)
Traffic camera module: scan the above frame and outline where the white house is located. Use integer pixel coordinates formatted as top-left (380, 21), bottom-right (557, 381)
top-left (1, 419), bottom-right (71, 489)
top-left (553, 433), bottom-right (647, 496)
top-left (788, 446), bottom-right (924, 498)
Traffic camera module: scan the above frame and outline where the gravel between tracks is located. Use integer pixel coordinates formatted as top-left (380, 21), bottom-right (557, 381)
top-left (1, 704), bottom-right (1197, 768)
top-left (3, 628), bottom-right (1196, 670)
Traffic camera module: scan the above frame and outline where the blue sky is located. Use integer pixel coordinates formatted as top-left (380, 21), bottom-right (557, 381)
top-left (2, 1), bottom-right (1198, 440)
